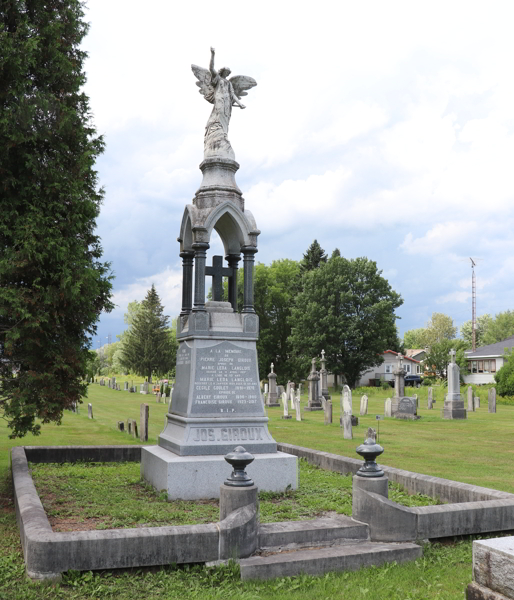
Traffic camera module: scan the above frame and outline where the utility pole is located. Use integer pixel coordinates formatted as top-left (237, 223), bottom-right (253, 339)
top-left (470, 258), bottom-right (477, 352)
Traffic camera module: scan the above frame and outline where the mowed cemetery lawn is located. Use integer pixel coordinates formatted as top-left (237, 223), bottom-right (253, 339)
top-left (0, 382), bottom-right (512, 599)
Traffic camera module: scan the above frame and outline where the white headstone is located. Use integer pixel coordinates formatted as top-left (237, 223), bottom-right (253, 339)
top-left (384, 398), bottom-right (392, 417)
top-left (342, 385), bottom-right (352, 415)
top-left (467, 386), bottom-right (474, 411)
top-left (342, 413), bottom-right (353, 439)
top-left (282, 391), bottom-right (290, 418)
top-left (360, 394), bottom-right (368, 416)
top-left (294, 392), bottom-right (302, 421)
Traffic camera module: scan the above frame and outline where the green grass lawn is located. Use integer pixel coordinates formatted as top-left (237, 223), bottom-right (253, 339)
top-left (0, 382), bottom-right (511, 599)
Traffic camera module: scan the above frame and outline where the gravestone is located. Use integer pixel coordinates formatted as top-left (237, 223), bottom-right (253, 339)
top-left (427, 387), bottom-right (433, 409)
top-left (131, 419), bottom-right (138, 439)
top-left (412, 394), bottom-right (418, 408)
top-left (324, 400), bottom-right (333, 425)
top-left (88, 403), bottom-right (93, 419)
top-left (395, 397), bottom-right (419, 420)
top-left (442, 349), bottom-right (466, 419)
top-left (264, 383), bottom-right (268, 394)
top-left (108, 380), bottom-right (111, 389)
top-left (474, 395), bottom-right (480, 409)
top-left (488, 388), bottom-right (496, 413)
top-left (140, 404), bottom-right (149, 442)
top-left (100, 378), bottom-right (105, 386)
top-left (124, 382), bottom-right (129, 391)
top-left (360, 394), bottom-right (368, 416)
top-left (277, 385), bottom-right (284, 396)
top-left (319, 349), bottom-right (331, 400)
top-left (140, 51), bottom-right (297, 500)
top-left (117, 421), bottom-right (124, 432)
top-left (111, 377), bottom-right (116, 388)
top-left (342, 413), bottom-right (353, 439)
top-left (391, 354), bottom-right (406, 416)
top-left (156, 392), bottom-right (161, 403)
top-left (267, 363), bottom-right (280, 406)
top-left (305, 358), bottom-right (322, 411)
top-left (467, 386), bottom-right (474, 412)
top-left (341, 385), bottom-right (352, 415)
top-left (281, 391), bottom-right (292, 419)
top-left (294, 392), bottom-right (302, 421)
top-left (367, 427), bottom-right (376, 442)
top-left (384, 398), bottom-right (392, 417)
top-left (127, 419), bottom-right (132, 435)
top-left (289, 382), bottom-right (295, 410)
top-left (298, 382), bottom-right (303, 397)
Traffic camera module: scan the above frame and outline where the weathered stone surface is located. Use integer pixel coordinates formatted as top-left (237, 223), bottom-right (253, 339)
top-left (384, 398), bottom-right (392, 417)
top-left (324, 401), bottom-right (333, 425)
top-left (140, 404), bottom-right (149, 442)
top-left (141, 447), bottom-right (297, 499)
top-left (489, 388), bottom-right (497, 413)
top-left (360, 395), bottom-right (368, 416)
top-left (472, 537), bottom-right (514, 598)
top-left (427, 387), bottom-right (433, 409)
top-left (395, 397), bottom-right (418, 420)
top-left (468, 386), bottom-right (474, 412)
top-left (341, 385), bottom-right (352, 416)
top-left (281, 391), bottom-right (292, 419)
top-left (342, 414), bottom-right (352, 440)
top-left (442, 350), bottom-right (466, 420)
top-left (87, 403), bottom-right (93, 419)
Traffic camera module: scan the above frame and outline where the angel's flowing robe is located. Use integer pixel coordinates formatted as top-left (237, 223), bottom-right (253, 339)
top-left (204, 76), bottom-right (236, 160)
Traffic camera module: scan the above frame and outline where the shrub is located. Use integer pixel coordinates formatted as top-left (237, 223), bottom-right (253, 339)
top-left (495, 351), bottom-right (514, 397)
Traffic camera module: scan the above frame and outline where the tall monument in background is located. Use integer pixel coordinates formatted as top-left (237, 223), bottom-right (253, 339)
top-left (141, 49), bottom-right (297, 498)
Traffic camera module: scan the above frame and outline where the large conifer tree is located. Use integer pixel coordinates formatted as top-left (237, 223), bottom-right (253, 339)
top-left (0, 1), bottom-right (113, 437)
top-left (121, 286), bottom-right (173, 382)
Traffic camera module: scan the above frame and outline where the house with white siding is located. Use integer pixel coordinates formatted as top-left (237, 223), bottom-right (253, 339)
top-left (356, 350), bottom-right (422, 387)
top-left (463, 335), bottom-right (514, 384)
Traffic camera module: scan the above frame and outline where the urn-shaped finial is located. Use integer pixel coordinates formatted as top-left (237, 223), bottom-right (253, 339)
top-left (355, 437), bottom-right (384, 478)
top-left (224, 446), bottom-right (255, 487)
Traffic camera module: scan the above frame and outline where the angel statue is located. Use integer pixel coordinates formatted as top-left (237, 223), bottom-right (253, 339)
top-left (192, 47), bottom-right (257, 160)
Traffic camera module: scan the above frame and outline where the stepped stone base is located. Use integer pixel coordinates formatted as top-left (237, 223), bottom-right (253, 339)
top-left (239, 541), bottom-right (422, 580)
top-left (141, 446), bottom-right (297, 500)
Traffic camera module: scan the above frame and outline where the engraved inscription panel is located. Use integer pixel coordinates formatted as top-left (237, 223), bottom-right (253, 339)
top-left (187, 426), bottom-right (269, 444)
top-left (192, 341), bottom-right (263, 416)
top-left (171, 342), bottom-right (192, 415)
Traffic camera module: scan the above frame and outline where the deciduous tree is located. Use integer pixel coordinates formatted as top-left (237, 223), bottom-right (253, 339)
top-left (289, 256), bottom-right (403, 388)
top-left (0, 0), bottom-right (113, 437)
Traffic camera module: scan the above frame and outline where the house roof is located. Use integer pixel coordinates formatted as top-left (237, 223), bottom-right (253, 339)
top-left (383, 350), bottom-right (420, 364)
top-left (465, 335), bottom-right (514, 358)
top-left (405, 349), bottom-right (425, 358)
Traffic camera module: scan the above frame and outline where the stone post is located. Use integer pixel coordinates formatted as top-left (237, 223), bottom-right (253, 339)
top-left (467, 386), bottom-right (474, 411)
top-left (226, 253), bottom-right (241, 311)
top-left (192, 242), bottom-right (209, 312)
top-left (241, 246), bottom-right (257, 313)
top-left (340, 385), bottom-right (352, 424)
top-left (117, 421), bottom-right (124, 432)
top-left (442, 349), bottom-right (466, 419)
top-left (427, 387), bottom-right (433, 409)
top-left (179, 250), bottom-right (195, 316)
top-left (320, 349), bottom-right (331, 400)
top-left (306, 358), bottom-right (322, 411)
top-left (140, 403), bottom-right (149, 442)
top-left (488, 388), bottom-right (496, 413)
top-left (88, 403), bottom-right (93, 419)
top-left (474, 395), bottom-right (480, 409)
top-left (391, 354), bottom-right (405, 416)
top-left (267, 363), bottom-right (280, 406)
top-left (360, 395), bottom-right (368, 416)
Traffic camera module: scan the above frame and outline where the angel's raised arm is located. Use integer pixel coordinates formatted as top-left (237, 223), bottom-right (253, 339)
top-left (209, 47), bottom-right (218, 80)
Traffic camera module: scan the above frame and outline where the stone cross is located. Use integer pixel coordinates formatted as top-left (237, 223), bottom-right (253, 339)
top-left (205, 255), bottom-right (233, 302)
top-left (397, 353), bottom-right (404, 369)
top-left (321, 349), bottom-right (325, 361)
top-left (270, 362), bottom-right (274, 373)
top-left (449, 349), bottom-right (456, 364)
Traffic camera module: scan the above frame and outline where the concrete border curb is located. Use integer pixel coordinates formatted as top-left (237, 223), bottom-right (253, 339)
top-left (278, 443), bottom-right (514, 540)
top-left (11, 446), bottom-right (256, 581)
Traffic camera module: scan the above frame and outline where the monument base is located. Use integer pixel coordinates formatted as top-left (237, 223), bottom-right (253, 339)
top-left (141, 446), bottom-right (298, 500)
top-left (442, 404), bottom-right (467, 419)
top-left (281, 415), bottom-right (292, 420)
top-left (267, 403), bottom-right (280, 408)
top-left (304, 404), bottom-right (323, 411)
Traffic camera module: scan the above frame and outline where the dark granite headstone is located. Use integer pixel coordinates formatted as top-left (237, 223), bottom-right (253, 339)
top-left (395, 397), bottom-right (420, 420)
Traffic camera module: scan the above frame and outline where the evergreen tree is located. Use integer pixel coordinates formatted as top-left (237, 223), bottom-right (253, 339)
top-left (289, 256), bottom-right (403, 388)
top-left (121, 286), bottom-right (173, 382)
top-left (0, 0), bottom-right (113, 437)
top-left (300, 240), bottom-right (327, 273)
top-left (331, 248), bottom-right (341, 259)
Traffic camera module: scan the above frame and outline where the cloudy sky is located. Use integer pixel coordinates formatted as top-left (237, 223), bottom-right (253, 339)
top-left (82, 0), bottom-right (514, 348)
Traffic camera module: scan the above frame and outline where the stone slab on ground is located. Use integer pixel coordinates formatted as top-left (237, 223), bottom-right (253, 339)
top-left (467, 582), bottom-right (512, 600)
top-left (259, 516), bottom-right (368, 550)
top-left (471, 536), bottom-right (514, 599)
top-left (239, 541), bottom-right (422, 580)
top-left (141, 446), bottom-right (298, 500)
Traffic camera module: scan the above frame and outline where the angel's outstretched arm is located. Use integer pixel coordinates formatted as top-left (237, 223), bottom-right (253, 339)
top-left (209, 47), bottom-right (218, 80)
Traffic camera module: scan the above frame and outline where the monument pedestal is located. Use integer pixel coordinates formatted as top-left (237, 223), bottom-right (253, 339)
top-left (442, 402), bottom-right (467, 419)
top-left (442, 352), bottom-right (467, 420)
top-left (142, 446), bottom-right (297, 500)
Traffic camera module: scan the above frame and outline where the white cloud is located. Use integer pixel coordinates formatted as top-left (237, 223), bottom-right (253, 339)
top-left (400, 222), bottom-right (479, 255)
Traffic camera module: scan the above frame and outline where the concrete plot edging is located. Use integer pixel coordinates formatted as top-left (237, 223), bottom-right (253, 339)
top-left (278, 443), bottom-right (514, 540)
top-left (11, 447), bottom-right (256, 581)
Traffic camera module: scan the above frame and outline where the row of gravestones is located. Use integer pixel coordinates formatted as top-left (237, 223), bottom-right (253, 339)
top-left (91, 378), bottom-right (175, 398)
top-left (116, 403), bottom-right (149, 442)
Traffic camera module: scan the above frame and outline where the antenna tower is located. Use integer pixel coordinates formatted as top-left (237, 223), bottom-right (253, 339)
top-left (470, 258), bottom-right (476, 352)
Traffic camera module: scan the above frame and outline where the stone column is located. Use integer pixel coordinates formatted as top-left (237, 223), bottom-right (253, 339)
top-left (442, 349), bottom-right (467, 419)
top-left (267, 363), bottom-right (280, 406)
top-left (192, 242), bottom-right (209, 312)
top-left (320, 349), bottom-right (331, 400)
top-left (306, 358), bottom-right (322, 411)
top-left (226, 253), bottom-right (241, 311)
top-left (488, 388), bottom-right (496, 413)
top-left (140, 403), bottom-right (149, 442)
top-left (241, 245), bottom-right (258, 313)
top-left (391, 354), bottom-right (406, 416)
top-left (180, 250), bottom-right (195, 316)
top-left (467, 386), bottom-right (474, 412)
